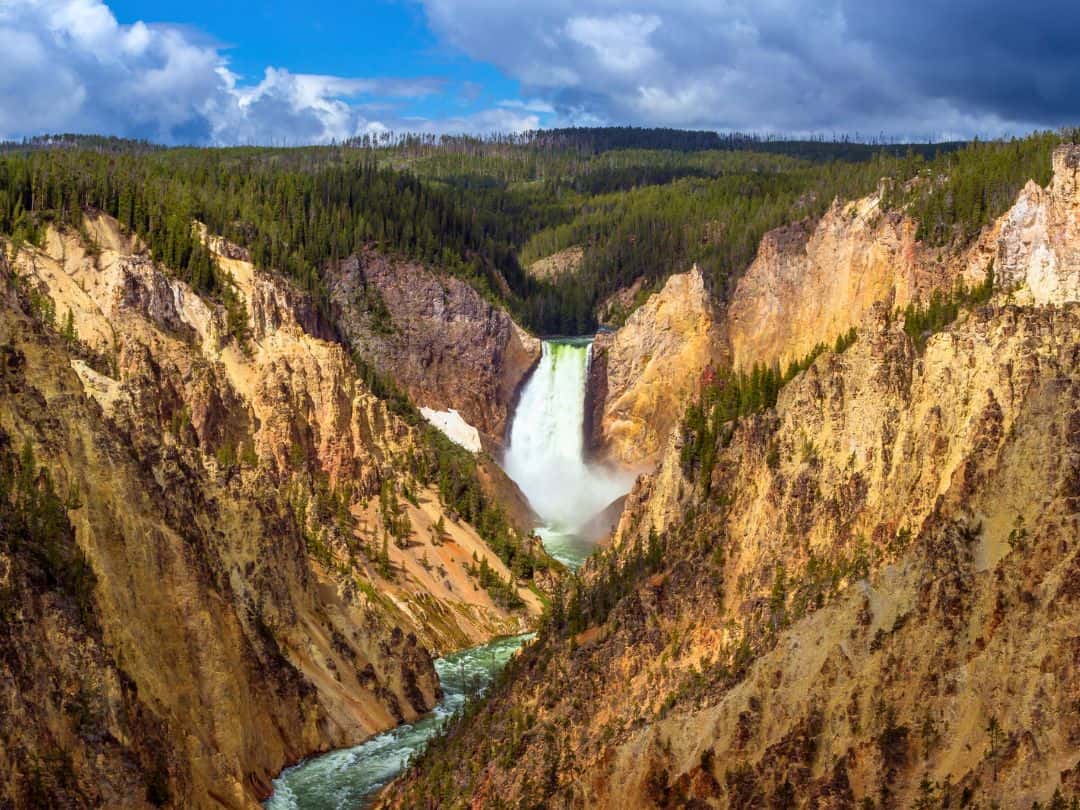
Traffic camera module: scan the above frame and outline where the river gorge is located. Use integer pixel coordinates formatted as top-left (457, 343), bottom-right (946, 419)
top-left (265, 339), bottom-right (634, 808)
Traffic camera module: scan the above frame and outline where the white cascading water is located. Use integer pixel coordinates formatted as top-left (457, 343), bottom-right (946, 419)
top-left (503, 340), bottom-right (632, 567)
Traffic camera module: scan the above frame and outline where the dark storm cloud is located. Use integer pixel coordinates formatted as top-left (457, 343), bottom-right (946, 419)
top-left (842, 0), bottom-right (1080, 123)
top-left (419, 0), bottom-right (1080, 137)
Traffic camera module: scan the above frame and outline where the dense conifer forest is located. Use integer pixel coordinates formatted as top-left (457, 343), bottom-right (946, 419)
top-left (0, 128), bottom-right (1066, 334)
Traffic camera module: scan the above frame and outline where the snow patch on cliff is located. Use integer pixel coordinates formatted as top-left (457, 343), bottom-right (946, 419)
top-left (421, 407), bottom-right (483, 453)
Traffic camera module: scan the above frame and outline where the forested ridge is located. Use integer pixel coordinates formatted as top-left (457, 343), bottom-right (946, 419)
top-left (343, 126), bottom-right (964, 160)
top-left (357, 128), bottom-right (1063, 331)
top-left (0, 128), bottom-right (1068, 336)
top-left (0, 147), bottom-right (526, 313)
top-left (0, 145), bottom-right (557, 612)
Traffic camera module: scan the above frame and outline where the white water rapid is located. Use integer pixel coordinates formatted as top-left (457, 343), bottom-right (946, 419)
top-left (502, 339), bottom-right (633, 568)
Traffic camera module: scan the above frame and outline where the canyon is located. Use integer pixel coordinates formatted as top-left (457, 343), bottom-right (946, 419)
top-left (0, 217), bottom-right (549, 808)
top-left (268, 335), bottom-right (632, 808)
top-left (2, 132), bottom-right (1079, 810)
top-left (381, 144), bottom-right (1080, 809)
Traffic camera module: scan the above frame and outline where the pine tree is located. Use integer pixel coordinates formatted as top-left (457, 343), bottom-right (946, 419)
top-left (61, 309), bottom-right (76, 343)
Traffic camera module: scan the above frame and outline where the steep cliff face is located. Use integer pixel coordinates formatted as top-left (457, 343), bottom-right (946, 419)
top-left (996, 146), bottom-right (1080, 304)
top-left (587, 302), bottom-right (1080, 810)
top-left (0, 217), bottom-right (545, 808)
top-left (727, 191), bottom-right (935, 372)
top-left (328, 251), bottom-right (540, 444)
top-left (727, 146), bottom-right (1080, 374)
top-left (586, 267), bottom-right (723, 468)
top-left (383, 146), bottom-right (1080, 810)
top-left (730, 202), bottom-right (895, 371)
top-left (597, 299), bottom-right (1080, 809)
top-left (590, 146), bottom-right (1080, 475)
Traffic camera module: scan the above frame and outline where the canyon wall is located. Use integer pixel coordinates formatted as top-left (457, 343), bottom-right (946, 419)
top-left (586, 267), bottom-right (724, 469)
top-left (588, 146), bottom-right (1080, 473)
top-left (996, 146), bottom-right (1080, 304)
top-left (384, 145), bottom-right (1080, 809)
top-left (329, 251), bottom-right (540, 445)
top-left (727, 196), bottom-right (920, 372)
top-left (727, 146), bottom-right (1080, 374)
top-left (580, 297), bottom-right (1080, 808)
top-left (0, 218), bottom-right (545, 808)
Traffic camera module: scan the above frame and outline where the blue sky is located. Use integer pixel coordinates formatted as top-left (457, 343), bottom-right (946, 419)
top-left (106, 0), bottom-right (526, 125)
top-left (1, 0), bottom-right (1078, 145)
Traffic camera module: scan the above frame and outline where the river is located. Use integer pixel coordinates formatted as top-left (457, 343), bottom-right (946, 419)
top-left (265, 634), bottom-right (531, 809)
top-left (264, 338), bottom-right (631, 808)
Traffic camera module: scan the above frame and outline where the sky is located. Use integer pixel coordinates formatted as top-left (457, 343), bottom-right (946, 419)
top-left (1, 0), bottom-right (1078, 145)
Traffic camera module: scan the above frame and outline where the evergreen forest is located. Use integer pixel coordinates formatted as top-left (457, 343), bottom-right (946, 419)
top-left (0, 128), bottom-right (1065, 335)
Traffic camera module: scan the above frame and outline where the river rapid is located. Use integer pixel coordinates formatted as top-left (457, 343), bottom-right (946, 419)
top-left (265, 635), bottom-right (531, 809)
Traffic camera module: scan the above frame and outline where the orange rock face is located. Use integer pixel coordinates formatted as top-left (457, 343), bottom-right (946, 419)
top-left (587, 267), bottom-right (724, 469)
top-left (1, 216), bottom-right (545, 809)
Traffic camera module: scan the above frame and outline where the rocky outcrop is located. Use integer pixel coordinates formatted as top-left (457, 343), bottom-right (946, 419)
top-left (595, 275), bottom-right (647, 328)
top-left (996, 145), bottom-right (1080, 304)
top-left (727, 192), bottom-right (925, 372)
top-left (527, 246), bottom-right (583, 281)
top-left (586, 267), bottom-right (723, 468)
top-left (328, 251), bottom-right (540, 444)
top-left (727, 145), bottom-right (1080, 373)
top-left (1, 217), bottom-right (546, 808)
top-left (584, 186), bottom-right (988, 472)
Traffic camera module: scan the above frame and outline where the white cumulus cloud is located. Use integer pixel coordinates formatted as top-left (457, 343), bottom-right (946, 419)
top-left (0, 0), bottom-right (532, 144)
top-left (565, 13), bottom-right (661, 75)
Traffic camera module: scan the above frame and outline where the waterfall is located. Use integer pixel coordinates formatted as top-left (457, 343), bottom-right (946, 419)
top-left (503, 340), bottom-right (632, 565)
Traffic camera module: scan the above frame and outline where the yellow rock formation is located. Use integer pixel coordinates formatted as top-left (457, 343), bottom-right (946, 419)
top-left (2, 215), bottom-right (544, 808)
top-left (588, 266), bottom-right (723, 468)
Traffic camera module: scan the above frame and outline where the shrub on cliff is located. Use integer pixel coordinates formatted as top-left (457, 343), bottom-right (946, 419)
top-left (903, 265), bottom-right (994, 350)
